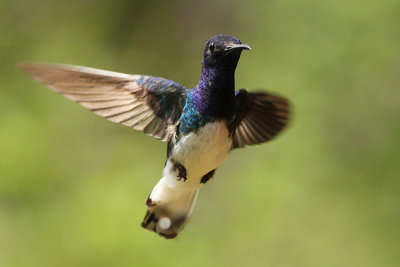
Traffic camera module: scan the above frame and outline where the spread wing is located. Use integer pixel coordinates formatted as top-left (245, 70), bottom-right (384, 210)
top-left (20, 62), bottom-right (187, 141)
top-left (231, 89), bottom-right (291, 149)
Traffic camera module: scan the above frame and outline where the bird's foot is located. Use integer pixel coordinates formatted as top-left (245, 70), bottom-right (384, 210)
top-left (174, 162), bottom-right (187, 182)
top-left (201, 169), bottom-right (215, 184)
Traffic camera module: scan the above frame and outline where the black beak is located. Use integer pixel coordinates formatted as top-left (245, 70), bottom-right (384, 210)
top-left (224, 44), bottom-right (252, 52)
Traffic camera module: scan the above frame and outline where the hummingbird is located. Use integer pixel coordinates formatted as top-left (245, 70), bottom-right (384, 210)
top-left (20, 34), bottom-right (290, 239)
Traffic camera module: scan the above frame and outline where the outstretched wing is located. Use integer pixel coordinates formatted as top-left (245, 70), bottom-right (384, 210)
top-left (231, 89), bottom-right (290, 149)
top-left (20, 62), bottom-right (187, 141)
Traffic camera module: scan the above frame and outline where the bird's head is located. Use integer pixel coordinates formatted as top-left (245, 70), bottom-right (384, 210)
top-left (202, 35), bottom-right (251, 70)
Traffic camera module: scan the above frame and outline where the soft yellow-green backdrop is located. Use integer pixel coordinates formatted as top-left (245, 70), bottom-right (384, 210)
top-left (1, 0), bottom-right (399, 266)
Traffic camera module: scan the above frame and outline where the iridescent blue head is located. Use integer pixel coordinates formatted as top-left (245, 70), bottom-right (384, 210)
top-left (202, 35), bottom-right (251, 74)
top-left (193, 35), bottom-right (251, 119)
top-left (198, 35), bottom-right (251, 92)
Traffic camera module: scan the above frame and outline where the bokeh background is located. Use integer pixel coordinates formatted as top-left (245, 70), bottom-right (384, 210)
top-left (1, 0), bottom-right (400, 266)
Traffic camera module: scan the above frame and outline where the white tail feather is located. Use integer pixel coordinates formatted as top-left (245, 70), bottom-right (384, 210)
top-left (141, 177), bottom-right (199, 239)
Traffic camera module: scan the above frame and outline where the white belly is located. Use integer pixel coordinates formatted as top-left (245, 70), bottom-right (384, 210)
top-left (163, 121), bottom-right (232, 189)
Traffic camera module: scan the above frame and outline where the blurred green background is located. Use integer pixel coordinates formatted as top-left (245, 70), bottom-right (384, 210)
top-left (1, 0), bottom-right (400, 266)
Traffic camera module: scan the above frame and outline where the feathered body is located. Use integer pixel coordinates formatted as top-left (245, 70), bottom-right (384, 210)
top-left (20, 35), bottom-right (291, 239)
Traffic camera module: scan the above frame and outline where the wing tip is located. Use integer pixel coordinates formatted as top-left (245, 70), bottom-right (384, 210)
top-left (18, 61), bottom-right (64, 81)
top-left (18, 61), bottom-right (39, 75)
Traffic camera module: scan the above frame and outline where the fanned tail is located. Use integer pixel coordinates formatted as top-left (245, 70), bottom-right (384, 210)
top-left (141, 177), bottom-right (199, 239)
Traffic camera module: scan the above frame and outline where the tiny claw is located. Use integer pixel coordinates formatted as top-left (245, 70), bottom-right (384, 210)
top-left (174, 162), bottom-right (187, 182)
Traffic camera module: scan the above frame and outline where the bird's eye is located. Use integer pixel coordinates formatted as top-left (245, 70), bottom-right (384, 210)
top-left (209, 43), bottom-right (215, 52)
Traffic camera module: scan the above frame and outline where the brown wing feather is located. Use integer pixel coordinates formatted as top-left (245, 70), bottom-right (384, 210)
top-left (232, 89), bottom-right (291, 149)
top-left (20, 62), bottom-right (186, 142)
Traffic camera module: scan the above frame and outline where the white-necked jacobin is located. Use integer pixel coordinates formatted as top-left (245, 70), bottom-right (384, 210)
top-left (20, 34), bottom-right (290, 239)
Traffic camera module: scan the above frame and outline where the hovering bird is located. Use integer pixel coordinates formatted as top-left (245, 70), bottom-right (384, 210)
top-left (20, 34), bottom-right (290, 239)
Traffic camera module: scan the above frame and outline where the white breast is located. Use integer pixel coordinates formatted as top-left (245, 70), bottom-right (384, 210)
top-left (163, 121), bottom-right (232, 189)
